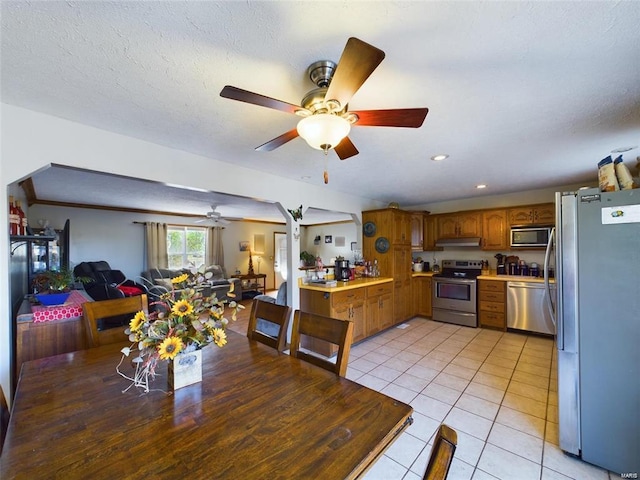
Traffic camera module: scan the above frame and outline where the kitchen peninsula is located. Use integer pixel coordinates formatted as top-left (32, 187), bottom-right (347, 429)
top-left (299, 277), bottom-right (394, 354)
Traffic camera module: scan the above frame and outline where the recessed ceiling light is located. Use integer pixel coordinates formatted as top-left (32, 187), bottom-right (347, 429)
top-left (611, 146), bottom-right (637, 153)
top-left (431, 154), bottom-right (449, 161)
top-left (300, 175), bottom-right (311, 180)
top-left (476, 184), bottom-right (487, 189)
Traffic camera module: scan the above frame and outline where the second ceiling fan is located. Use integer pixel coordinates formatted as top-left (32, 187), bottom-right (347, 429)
top-left (220, 37), bottom-right (429, 182)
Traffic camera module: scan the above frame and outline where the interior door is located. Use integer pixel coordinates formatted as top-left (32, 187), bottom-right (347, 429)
top-left (273, 232), bottom-right (287, 289)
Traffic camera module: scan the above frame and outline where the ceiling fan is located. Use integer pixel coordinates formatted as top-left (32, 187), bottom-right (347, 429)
top-left (195, 205), bottom-right (231, 226)
top-left (220, 37), bottom-right (429, 182)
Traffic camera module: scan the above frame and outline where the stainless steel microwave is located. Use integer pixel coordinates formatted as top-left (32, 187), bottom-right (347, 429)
top-left (510, 226), bottom-right (553, 248)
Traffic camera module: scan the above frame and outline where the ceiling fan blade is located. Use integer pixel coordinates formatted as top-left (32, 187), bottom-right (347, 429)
top-left (220, 85), bottom-right (304, 115)
top-left (255, 129), bottom-right (299, 152)
top-left (334, 136), bottom-right (359, 160)
top-left (350, 108), bottom-right (429, 128)
top-left (325, 37), bottom-right (385, 110)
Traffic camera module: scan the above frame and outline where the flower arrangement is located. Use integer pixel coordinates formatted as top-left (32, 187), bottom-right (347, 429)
top-left (117, 267), bottom-right (243, 393)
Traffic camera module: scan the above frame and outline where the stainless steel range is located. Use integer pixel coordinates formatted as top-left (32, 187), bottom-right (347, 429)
top-left (432, 259), bottom-right (482, 327)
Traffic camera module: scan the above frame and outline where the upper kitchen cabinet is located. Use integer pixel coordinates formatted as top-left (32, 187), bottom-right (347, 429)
top-left (392, 210), bottom-right (411, 245)
top-left (410, 212), bottom-right (424, 250)
top-left (482, 209), bottom-right (508, 250)
top-left (437, 212), bottom-right (482, 238)
top-left (508, 203), bottom-right (555, 226)
top-left (422, 214), bottom-right (442, 251)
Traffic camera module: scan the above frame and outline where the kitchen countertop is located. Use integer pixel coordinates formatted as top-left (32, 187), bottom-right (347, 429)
top-left (411, 272), bottom-right (437, 278)
top-left (298, 277), bottom-right (393, 292)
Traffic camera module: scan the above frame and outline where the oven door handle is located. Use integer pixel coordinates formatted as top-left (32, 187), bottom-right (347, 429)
top-left (435, 278), bottom-right (477, 285)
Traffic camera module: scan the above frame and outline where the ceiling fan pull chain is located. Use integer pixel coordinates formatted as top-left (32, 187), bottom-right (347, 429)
top-left (323, 155), bottom-right (329, 184)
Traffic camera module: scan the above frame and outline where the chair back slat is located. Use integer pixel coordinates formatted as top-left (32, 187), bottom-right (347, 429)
top-left (423, 424), bottom-right (458, 480)
top-left (82, 294), bottom-right (148, 348)
top-left (290, 310), bottom-right (353, 376)
top-left (246, 299), bottom-right (292, 352)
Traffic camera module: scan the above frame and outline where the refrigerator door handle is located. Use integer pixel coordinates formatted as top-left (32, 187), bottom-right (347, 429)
top-left (544, 227), bottom-right (556, 328)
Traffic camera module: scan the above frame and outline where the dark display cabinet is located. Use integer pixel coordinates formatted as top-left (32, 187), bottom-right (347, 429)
top-left (10, 219), bottom-right (70, 292)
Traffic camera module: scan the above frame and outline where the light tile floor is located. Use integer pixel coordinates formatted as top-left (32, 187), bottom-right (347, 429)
top-left (347, 318), bottom-right (619, 480)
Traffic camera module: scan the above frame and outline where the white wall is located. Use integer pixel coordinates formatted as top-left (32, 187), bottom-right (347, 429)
top-left (0, 104), bottom-right (385, 401)
top-left (301, 222), bottom-right (360, 265)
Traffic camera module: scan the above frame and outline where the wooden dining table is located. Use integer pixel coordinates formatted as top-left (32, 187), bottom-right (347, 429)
top-left (1, 330), bottom-right (413, 479)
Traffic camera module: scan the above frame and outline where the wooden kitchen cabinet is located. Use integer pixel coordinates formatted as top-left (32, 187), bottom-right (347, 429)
top-left (412, 276), bottom-right (432, 318)
top-left (410, 212), bottom-right (424, 250)
top-left (478, 280), bottom-right (506, 330)
top-left (366, 282), bottom-right (394, 334)
top-left (422, 214), bottom-right (441, 251)
top-left (393, 246), bottom-right (412, 323)
top-left (392, 210), bottom-right (412, 245)
top-left (508, 203), bottom-right (555, 226)
top-left (482, 209), bottom-right (508, 250)
top-left (437, 212), bottom-right (482, 238)
top-left (363, 208), bottom-right (413, 325)
top-left (299, 287), bottom-right (366, 354)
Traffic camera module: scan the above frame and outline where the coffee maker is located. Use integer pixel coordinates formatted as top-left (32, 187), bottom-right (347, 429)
top-left (335, 259), bottom-right (351, 281)
top-left (494, 253), bottom-right (507, 275)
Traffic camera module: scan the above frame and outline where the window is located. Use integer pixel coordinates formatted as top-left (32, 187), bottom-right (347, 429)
top-left (167, 226), bottom-right (207, 269)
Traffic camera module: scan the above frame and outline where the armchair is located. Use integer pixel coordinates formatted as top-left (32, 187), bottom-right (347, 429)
top-left (74, 261), bottom-right (148, 302)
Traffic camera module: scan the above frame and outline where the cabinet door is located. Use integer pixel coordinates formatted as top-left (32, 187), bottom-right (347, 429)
top-left (366, 295), bottom-right (381, 335)
top-left (351, 301), bottom-right (366, 343)
top-left (482, 209), bottom-right (508, 250)
top-left (509, 207), bottom-right (534, 225)
top-left (437, 215), bottom-right (459, 238)
top-left (392, 211), bottom-right (411, 245)
top-left (410, 213), bottom-right (424, 250)
top-left (411, 277), bottom-right (422, 318)
top-left (533, 204), bottom-right (555, 225)
top-left (379, 292), bottom-right (393, 330)
top-left (458, 212), bottom-right (482, 237)
top-left (412, 276), bottom-right (433, 318)
top-left (423, 215), bottom-right (441, 251)
top-left (424, 277), bottom-right (432, 317)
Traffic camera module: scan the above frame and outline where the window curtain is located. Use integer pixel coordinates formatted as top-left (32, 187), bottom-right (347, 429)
top-left (145, 222), bottom-right (168, 270)
top-left (207, 226), bottom-right (224, 267)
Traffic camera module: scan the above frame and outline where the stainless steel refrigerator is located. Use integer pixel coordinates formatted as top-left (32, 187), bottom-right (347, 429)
top-left (545, 188), bottom-right (639, 474)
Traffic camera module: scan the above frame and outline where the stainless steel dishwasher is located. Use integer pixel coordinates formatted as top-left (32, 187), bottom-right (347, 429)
top-left (507, 281), bottom-right (556, 335)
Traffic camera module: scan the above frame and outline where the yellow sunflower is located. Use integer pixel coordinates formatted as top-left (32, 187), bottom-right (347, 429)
top-left (171, 273), bottom-right (189, 284)
top-left (158, 336), bottom-right (183, 360)
top-left (129, 311), bottom-right (146, 332)
top-left (171, 299), bottom-right (194, 317)
top-left (212, 328), bottom-right (227, 347)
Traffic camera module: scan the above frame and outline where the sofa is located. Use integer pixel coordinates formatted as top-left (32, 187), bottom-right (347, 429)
top-left (140, 265), bottom-right (242, 302)
top-left (74, 260), bottom-right (149, 301)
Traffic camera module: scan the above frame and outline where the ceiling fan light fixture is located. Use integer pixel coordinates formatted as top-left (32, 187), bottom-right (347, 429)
top-left (297, 113), bottom-right (351, 152)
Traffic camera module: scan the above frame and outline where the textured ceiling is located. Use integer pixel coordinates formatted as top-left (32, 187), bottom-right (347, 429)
top-left (2, 1), bottom-right (640, 220)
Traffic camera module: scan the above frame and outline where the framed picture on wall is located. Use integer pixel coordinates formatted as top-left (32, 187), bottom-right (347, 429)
top-left (335, 236), bottom-right (345, 247)
top-left (239, 241), bottom-right (250, 252)
top-left (324, 235), bottom-right (332, 244)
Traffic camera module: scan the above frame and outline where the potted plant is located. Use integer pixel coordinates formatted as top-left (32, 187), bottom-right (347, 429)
top-left (32, 268), bottom-right (87, 306)
top-left (300, 251), bottom-right (316, 267)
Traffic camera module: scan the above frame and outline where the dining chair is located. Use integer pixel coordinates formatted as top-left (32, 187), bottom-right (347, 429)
top-left (290, 310), bottom-right (354, 376)
top-left (82, 294), bottom-right (149, 347)
top-left (1, 383), bottom-right (10, 454)
top-left (246, 298), bottom-right (292, 352)
top-left (422, 424), bottom-right (458, 480)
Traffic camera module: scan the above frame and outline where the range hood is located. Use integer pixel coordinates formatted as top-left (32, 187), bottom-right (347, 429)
top-left (435, 237), bottom-right (482, 247)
